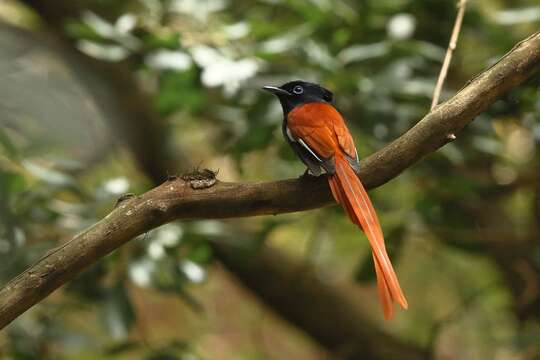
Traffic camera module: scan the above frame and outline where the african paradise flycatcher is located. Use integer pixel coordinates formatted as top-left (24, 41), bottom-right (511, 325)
top-left (263, 80), bottom-right (408, 319)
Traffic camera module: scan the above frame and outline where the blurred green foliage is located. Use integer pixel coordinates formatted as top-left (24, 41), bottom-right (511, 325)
top-left (0, 0), bottom-right (539, 358)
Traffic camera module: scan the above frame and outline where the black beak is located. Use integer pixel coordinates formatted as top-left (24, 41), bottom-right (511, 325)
top-left (262, 85), bottom-right (291, 96)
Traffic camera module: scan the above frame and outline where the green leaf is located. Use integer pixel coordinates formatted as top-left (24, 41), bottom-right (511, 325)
top-left (187, 243), bottom-right (213, 265)
top-left (64, 20), bottom-right (105, 42)
top-left (155, 70), bottom-right (204, 116)
top-left (142, 32), bottom-right (181, 51)
top-left (0, 170), bottom-right (26, 198)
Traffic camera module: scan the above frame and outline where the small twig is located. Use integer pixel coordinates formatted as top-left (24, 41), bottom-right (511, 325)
top-left (431, 0), bottom-right (468, 110)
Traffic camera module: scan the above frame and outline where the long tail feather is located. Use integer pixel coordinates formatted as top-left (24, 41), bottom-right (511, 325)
top-left (374, 253), bottom-right (394, 319)
top-left (329, 155), bottom-right (408, 319)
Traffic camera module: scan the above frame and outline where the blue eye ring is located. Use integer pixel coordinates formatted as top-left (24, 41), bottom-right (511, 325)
top-left (292, 85), bottom-right (304, 94)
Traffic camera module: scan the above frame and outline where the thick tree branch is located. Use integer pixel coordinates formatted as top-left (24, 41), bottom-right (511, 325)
top-left (214, 243), bottom-right (427, 359)
top-left (0, 31), bottom-right (538, 330)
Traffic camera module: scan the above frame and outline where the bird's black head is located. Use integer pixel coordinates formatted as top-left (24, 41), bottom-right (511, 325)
top-left (262, 80), bottom-right (333, 114)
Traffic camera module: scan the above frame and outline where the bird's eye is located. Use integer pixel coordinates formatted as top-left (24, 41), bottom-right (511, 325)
top-left (292, 85), bottom-right (304, 94)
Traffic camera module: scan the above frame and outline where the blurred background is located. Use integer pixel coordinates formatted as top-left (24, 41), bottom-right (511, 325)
top-left (0, 0), bottom-right (539, 359)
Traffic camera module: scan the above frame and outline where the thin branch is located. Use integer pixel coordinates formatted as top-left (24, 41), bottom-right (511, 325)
top-left (431, 0), bottom-right (468, 111)
top-left (0, 31), bottom-right (538, 330)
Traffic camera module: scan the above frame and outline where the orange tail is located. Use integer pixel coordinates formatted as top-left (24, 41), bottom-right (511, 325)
top-left (328, 155), bottom-right (408, 319)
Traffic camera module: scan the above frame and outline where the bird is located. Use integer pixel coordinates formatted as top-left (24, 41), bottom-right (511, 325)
top-left (263, 80), bottom-right (408, 319)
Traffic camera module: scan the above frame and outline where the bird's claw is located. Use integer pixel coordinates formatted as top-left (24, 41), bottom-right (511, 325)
top-left (299, 168), bottom-right (321, 180)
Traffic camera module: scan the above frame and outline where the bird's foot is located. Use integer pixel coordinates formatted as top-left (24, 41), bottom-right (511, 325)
top-left (299, 168), bottom-right (322, 181)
